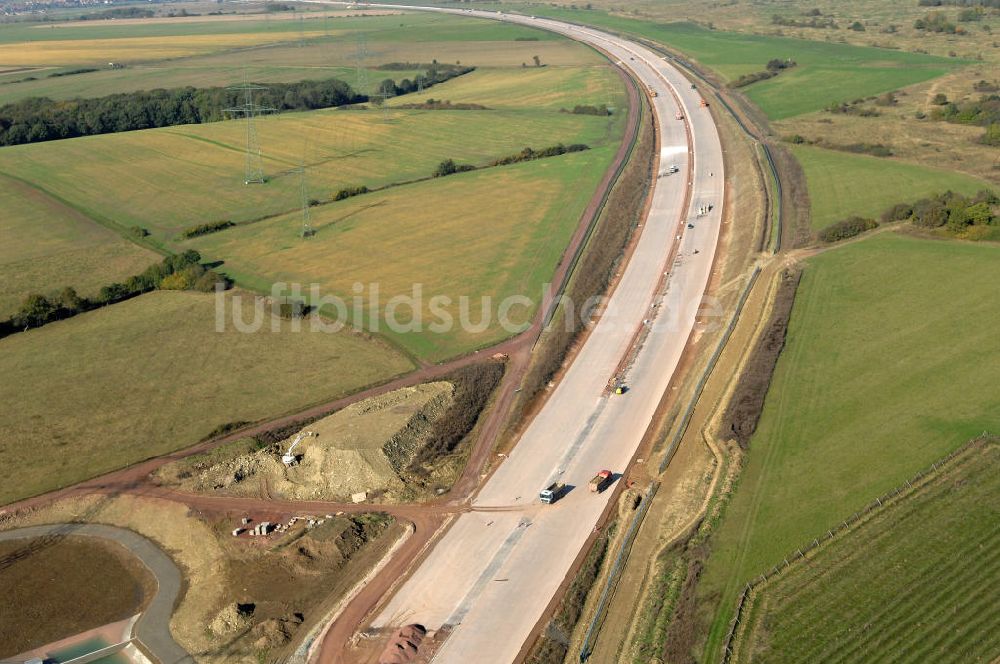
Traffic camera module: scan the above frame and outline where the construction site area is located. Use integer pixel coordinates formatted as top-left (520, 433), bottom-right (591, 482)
top-left (156, 382), bottom-right (459, 504)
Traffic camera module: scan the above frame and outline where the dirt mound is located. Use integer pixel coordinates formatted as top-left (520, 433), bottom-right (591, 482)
top-left (168, 382), bottom-right (454, 502)
top-left (273, 382), bottom-right (453, 500)
top-left (209, 603), bottom-right (253, 636)
top-left (190, 453), bottom-right (285, 496)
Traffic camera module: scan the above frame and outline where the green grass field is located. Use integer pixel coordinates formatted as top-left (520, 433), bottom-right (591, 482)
top-left (0, 174), bottom-right (158, 318)
top-left (186, 145), bottom-right (615, 361)
top-left (0, 77), bottom-right (620, 242)
top-left (0, 11), bottom-right (593, 101)
top-left (734, 438), bottom-right (1000, 664)
top-left (0, 290), bottom-right (413, 506)
top-left (507, 9), bottom-right (960, 119)
top-left (792, 145), bottom-right (992, 231)
top-left (699, 234), bottom-right (1000, 660)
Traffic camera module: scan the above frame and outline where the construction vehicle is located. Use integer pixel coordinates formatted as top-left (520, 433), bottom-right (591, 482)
top-left (281, 431), bottom-right (315, 467)
top-left (675, 111), bottom-right (684, 120)
top-left (589, 470), bottom-right (614, 493)
top-left (540, 482), bottom-right (566, 504)
top-left (699, 98), bottom-right (709, 107)
top-left (648, 86), bottom-right (658, 98)
top-left (614, 383), bottom-right (628, 395)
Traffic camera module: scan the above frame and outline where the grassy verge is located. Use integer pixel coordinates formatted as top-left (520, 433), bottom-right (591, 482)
top-left (0, 290), bottom-right (413, 506)
top-left (698, 233), bottom-right (1000, 661)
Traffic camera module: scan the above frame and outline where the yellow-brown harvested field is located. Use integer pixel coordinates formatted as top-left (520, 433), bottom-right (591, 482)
top-left (0, 290), bottom-right (414, 505)
top-left (0, 174), bottom-right (158, 318)
top-left (0, 31), bottom-right (311, 66)
top-left (187, 144), bottom-right (619, 360)
top-left (0, 102), bottom-right (617, 240)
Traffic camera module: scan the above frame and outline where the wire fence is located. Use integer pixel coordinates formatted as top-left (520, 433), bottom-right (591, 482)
top-left (658, 265), bottom-right (761, 474)
top-left (579, 480), bottom-right (659, 662)
top-left (719, 433), bottom-right (993, 664)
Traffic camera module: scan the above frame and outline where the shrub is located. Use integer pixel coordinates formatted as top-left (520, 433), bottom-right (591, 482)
top-left (333, 185), bottom-right (370, 201)
top-left (182, 220), bottom-right (235, 238)
top-left (565, 104), bottom-right (611, 116)
top-left (818, 216), bottom-right (878, 242)
top-left (433, 159), bottom-right (475, 177)
top-left (881, 203), bottom-right (914, 223)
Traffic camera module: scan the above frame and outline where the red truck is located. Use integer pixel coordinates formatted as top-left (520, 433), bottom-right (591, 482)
top-left (589, 470), bottom-right (614, 493)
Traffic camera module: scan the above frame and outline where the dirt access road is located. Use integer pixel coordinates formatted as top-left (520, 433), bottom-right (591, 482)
top-left (304, 5), bottom-right (728, 663)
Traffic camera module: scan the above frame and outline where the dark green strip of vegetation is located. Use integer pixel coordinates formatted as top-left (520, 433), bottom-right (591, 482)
top-left (182, 220), bottom-right (235, 239)
top-left (433, 143), bottom-right (591, 178)
top-left (0, 250), bottom-right (228, 337)
top-left (0, 79), bottom-right (363, 147)
top-left (562, 104), bottom-right (612, 116)
top-left (729, 59), bottom-right (796, 89)
top-left (819, 216), bottom-right (879, 242)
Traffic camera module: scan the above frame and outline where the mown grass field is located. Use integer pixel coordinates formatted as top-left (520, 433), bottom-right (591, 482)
top-left (0, 103), bottom-right (615, 240)
top-left (390, 64), bottom-right (621, 111)
top-left (734, 438), bottom-right (1000, 664)
top-left (187, 145), bottom-right (616, 361)
top-left (0, 174), bottom-right (157, 318)
top-left (698, 234), bottom-right (1000, 661)
top-left (0, 10), bottom-right (583, 100)
top-left (504, 8), bottom-right (961, 119)
top-left (0, 11), bottom-right (559, 65)
top-left (0, 290), bottom-right (413, 506)
top-left (791, 145), bottom-right (992, 231)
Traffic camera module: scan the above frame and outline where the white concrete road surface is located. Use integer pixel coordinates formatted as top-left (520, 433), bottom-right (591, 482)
top-left (322, 6), bottom-right (727, 662)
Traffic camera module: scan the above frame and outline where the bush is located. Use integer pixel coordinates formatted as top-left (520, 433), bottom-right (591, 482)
top-left (818, 216), bottom-right (878, 242)
top-left (564, 104), bottom-right (611, 116)
top-left (433, 159), bottom-right (475, 177)
top-left (881, 203), bottom-right (914, 223)
top-left (333, 185), bottom-right (370, 201)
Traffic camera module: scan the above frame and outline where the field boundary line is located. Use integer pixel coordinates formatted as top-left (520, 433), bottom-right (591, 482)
top-left (720, 433), bottom-right (995, 664)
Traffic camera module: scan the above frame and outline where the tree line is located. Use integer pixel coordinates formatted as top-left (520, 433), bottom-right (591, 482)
top-left (1, 250), bottom-right (229, 337)
top-left (820, 189), bottom-right (998, 242)
top-left (374, 64), bottom-right (474, 100)
top-left (0, 78), bottom-right (362, 147)
top-left (433, 143), bottom-right (590, 178)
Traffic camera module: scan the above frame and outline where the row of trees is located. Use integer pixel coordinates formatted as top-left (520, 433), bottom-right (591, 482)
top-left (433, 143), bottom-right (590, 178)
top-left (374, 64), bottom-right (475, 100)
top-left (1, 250), bottom-right (228, 336)
top-left (883, 190), bottom-right (997, 231)
top-left (820, 189), bottom-right (998, 242)
top-left (0, 78), bottom-right (362, 147)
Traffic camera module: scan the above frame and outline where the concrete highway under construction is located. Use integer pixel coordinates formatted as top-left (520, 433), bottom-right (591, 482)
top-left (309, 4), bottom-right (728, 662)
